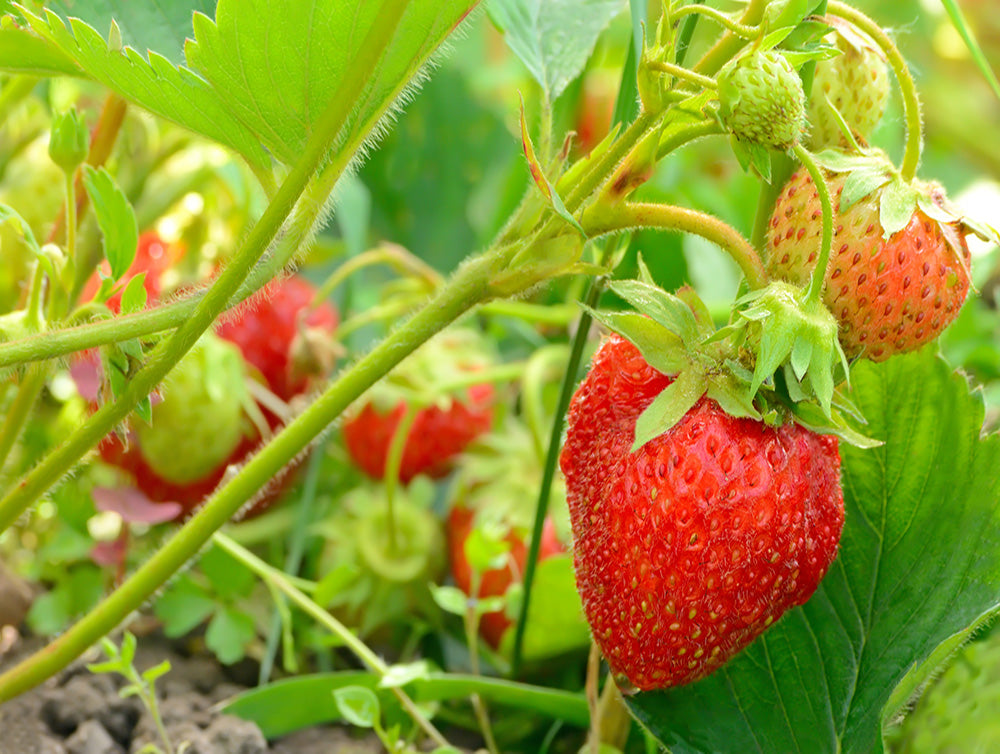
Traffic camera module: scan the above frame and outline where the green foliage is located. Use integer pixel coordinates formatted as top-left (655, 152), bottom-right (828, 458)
top-left (82, 166), bottom-right (137, 281)
top-left (488, 0), bottom-right (624, 101)
top-left (627, 349), bottom-right (1000, 754)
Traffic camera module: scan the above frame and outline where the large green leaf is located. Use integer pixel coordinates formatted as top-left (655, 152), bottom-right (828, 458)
top-left (0, 28), bottom-right (81, 75)
top-left (627, 349), bottom-right (1000, 754)
top-left (185, 0), bottom-right (479, 166)
top-left (487, 0), bottom-right (623, 101)
top-left (9, 7), bottom-right (271, 169)
top-left (48, 0), bottom-right (216, 65)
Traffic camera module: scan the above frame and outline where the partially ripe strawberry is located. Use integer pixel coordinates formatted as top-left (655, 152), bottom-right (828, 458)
top-left (343, 329), bottom-right (495, 482)
top-left (217, 276), bottom-right (339, 402)
top-left (560, 335), bottom-right (843, 691)
top-left (768, 167), bottom-right (972, 360)
top-left (447, 505), bottom-right (563, 649)
top-left (806, 23), bottom-right (889, 150)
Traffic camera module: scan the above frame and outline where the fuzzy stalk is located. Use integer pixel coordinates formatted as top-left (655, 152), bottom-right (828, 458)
top-left (693, 0), bottom-right (769, 75)
top-left (0, 246), bottom-right (502, 702)
top-left (826, 1), bottom-right (923, 181)
top-left (582, 201), bottom-right (768, 289)
top-left (793, 145), bottom-right (835, 304)
top-left (0, 0), bottom-right (414, 536)
top-left (670, 3), bottom-right (758, 39)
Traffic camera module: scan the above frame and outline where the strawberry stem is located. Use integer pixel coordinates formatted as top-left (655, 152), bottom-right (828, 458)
top-left (383, 405), bottom-right (418, 555)
top-left (311, 243), bottom-right (443, 310)
top-left (0, 362), bottom-right (48, 481)
top-left (826, 1), bottom-right (923, 182)
top-left (670, 3), bottom-right (759, 40)
top-left (645, 60), bottom-right (718, 90)
top-left (793, 145), bottom-right (834, 305)
top-left (582, 201), bottom-right (769, 290)
top-left (693, 0), bottom-right (769, 75)
top-left (211, 533), bottom-right (454, 750)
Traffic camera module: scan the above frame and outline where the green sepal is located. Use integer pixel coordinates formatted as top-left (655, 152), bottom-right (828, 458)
top-left (839, 164), bottom-right (891, 211)
top-left (878, 176), bottom-right (919, 239)
top-left (705, 375), bottom-right (760, 421)
top-left (631, 368), bottom-right (708, 451)
top-left (786, 399), bottom-right (882, 449)
top-left (519, 99), bottom-right (584, 237)
top-left (730, 135), bottom-right (773, 182)
top-left (582, 306), bottom-right (690, 376)
top-left (607, 280), bottom-right (701, 346)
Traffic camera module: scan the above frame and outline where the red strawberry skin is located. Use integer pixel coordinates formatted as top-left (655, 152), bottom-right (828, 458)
top-left (560, 335), bottom-right (843, 691)
top-left (217, 276), bottom-right (339, 402)
top-left (343, 383), bottom-right (494, 483)
top-left (81, 231), bottom-right (176, 313)
top-left (446, 505), bottom-right (563, 648)
top-left (768, 169), bottom-right (971, 361)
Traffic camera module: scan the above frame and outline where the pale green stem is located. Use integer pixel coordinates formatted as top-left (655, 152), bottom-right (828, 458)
top-left (645, 60), bottom-right (718, 90)
top-left (383, 405), bottom-right (418, 554)
top-left (0, 362), bottom-right (48, 479)
top-left (826, 1), bottom-right (923, 181)
top-left (312, 244), bottom-right (442, 308)
top-left (520, 345), bottom-right (570, 463)
top-left (64, 172), bottom-right (77, 263)
top-left (335, 295), bottom-right (427, 340)
top-left (0, 247), bottom-right (501, 702)
top-left (479, 300), bottom-right (577, 327)
top-left (211, 533), bottom-right (452, 749)
top-left (582, 201), bottom-right (768, 289)
top-left (793, 145), bottom-right (834, 304)
top-left (693, 0), bottom-right (769, 74)
top-left (670, 3), bottom-right (758, 39)
top-left (0, 0), bottom-right (416, 535)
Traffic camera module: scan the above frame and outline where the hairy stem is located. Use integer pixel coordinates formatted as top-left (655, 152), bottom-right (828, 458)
top-left (693, 0), bottom-right (769, 75)
top-left (0, 362), bottom-right (48, 480)
top-left (670, 3), bottom-right (758, 39)
top-left (646, 60), bottom-right (718, 90)
top-left (0, 0), bottom-right (414, 535)
top-left (826, 1), bottom-right (923, 181)
top-left (0, 247), bottom-right (501, 701)
top-left (384, 405), bottom-right (418, 555)
top-left (582, 201), bottom-right (768, 289)
top-left (793, 145), bottom-right (834, 304)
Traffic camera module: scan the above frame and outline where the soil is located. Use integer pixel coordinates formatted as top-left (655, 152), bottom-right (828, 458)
top-left (0, 631), bottom-right (389, 754)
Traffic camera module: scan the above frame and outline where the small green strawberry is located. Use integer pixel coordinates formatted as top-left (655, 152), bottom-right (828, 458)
top-left (718, 49), bottom-right (806, 152)
top-left (806, 21), bottom-right (890, 150)
top-left (136, 333), bottom-right (251, 484)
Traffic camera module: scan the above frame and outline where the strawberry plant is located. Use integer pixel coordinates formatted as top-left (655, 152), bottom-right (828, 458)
top-left (0, 1), bottom-right (997, 753)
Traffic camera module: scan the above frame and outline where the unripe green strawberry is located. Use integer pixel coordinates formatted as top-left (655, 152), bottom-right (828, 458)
top-left (806, 25), bottom-right (890, 150)
top-left (718, 50), bottom-right (806, 151)
top-left (768, 167), bottom-right (972, 361)
top-left (560, 335), bottom-right (843, 691)
top-left (136, 333), bottom-right (251, 484)
top-left (891, 633), bottom-right (1000, 753)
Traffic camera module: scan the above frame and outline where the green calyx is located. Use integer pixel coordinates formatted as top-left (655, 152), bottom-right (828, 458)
top-left (588, 270), bottom-right (878, 449)
top-left (730, 281), bottom-right (848, 416)
top-left (718, 49), bottom-right (806, 152)
top-left (48, 108), bottom-right (89, 174)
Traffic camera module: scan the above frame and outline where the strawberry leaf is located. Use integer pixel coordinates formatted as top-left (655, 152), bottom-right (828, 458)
top-left (82, 166), bottom-right (138, 281)
top-left (627, 350), bottom-right (1000, 753)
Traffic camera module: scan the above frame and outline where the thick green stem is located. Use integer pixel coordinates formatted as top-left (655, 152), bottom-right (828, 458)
top-left (582, 201), bottom-right (768, 289)
top-left (693, 0), bottom-right (769, 75)
top-left (645, 60), bottom-right (718, 90)
top-left (793, 146), bottom-right (834, 304)
top-left (826, 1), bottom-right (923, 181)
top-left (0, 362), bottom-right (48, 479)
top-left (211, 533), bottom-right (451, 749)
top-left (670, 4), bottom-right (758, 39)
top-left (0, 248), bottom-right (501, 702)
top-left (0, 0), bottom-right (414, 535)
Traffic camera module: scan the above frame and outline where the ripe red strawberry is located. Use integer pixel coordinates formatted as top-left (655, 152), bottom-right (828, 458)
top-left (768, 167), bottom-right (972, 361)
top-left (560, 335), bottom-right (843, 691)
top-left (447, 504), bottom-right (563, 649)
top-left (343, 329), bottom-right (495, 482)
top-left (216, 275), bottom-right (339, 403)
top-left (81, 231), bottom-right (177, 313)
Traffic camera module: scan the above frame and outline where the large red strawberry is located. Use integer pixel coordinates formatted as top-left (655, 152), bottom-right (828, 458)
top-left (343, 329), bottom-right (495, 483)
top-left (768, 163), bottom-right (973, 361)
top-left (216, 275), bottom-right (339, 403)
top-left (560, 334), bottom-right (843, 691)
